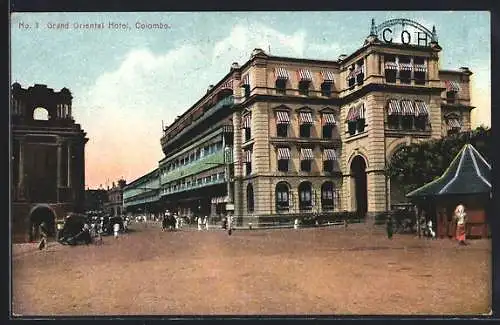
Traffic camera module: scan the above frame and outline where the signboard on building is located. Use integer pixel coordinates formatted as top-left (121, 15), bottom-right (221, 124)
top-left (372, 18), bottom-right (436, 47)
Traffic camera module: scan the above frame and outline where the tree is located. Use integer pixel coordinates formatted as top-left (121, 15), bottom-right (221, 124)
top-left (386, 127), bottom-right (491, 196)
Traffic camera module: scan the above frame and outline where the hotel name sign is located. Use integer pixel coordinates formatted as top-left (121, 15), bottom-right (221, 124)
top-left (374, 18), bottom-right (436, 47)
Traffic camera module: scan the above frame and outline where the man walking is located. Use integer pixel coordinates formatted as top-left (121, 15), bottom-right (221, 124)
top-left (386, 215), bottom-right (394, 240)
top-left (38, 222), bottom-right (48, 250)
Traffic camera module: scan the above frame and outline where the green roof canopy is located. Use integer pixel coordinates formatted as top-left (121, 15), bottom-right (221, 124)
top-left (406, 144), bottom-right (491, 198)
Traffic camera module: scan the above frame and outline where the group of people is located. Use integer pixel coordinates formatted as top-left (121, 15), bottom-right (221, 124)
top-left (160, 211), bottom-right (234, 235)
top-left (385, 203), bottom-right (468, 245)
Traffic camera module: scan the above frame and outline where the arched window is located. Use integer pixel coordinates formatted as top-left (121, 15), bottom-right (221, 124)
top-left (276, 182), bottom-right (290, 211)
top-left (247, 184), bottom-right (254, 212)
top-left (321, 182), bottom-right (335, 211)
top-left (33, 107), bottom-right (49, 120)
top-left (298, 181), bottom-right (313, 210)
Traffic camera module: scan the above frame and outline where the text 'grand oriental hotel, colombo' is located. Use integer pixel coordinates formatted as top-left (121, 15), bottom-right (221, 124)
top-left (123, 18), bottom-right (474, 225)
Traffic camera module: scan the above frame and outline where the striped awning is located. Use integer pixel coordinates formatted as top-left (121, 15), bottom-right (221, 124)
top-left (276, 111), bottom-right (290, 124)
top-left (277, 147), bottom-right (291, 160)
top-left (240, 74), bottom-right (250, 86)
top-left (242, 114), bottom-right (251, 129)
top-left (323, 149), bottom-right (337, 161)
top-left (346, 106), bottom-right (359, 122)
top-left (354, 65), bottom-right (365, 76)
top-left (220, 79), bottom-right (233, 90)
top-left (448, 118), bottom-right (462, 129)
top-left (384, 62), bottom-right (398, 70)
top-left (387, 99), bottom-right (401, 115)
top-left (243, 150), bottom-right (252, 163)
top-left (211, 196), bottom-right (229, 204)
top-left (322, 113), bottom-right (336, 125)
top-left (445, 80), bottom-right (461, 92)
top-left (299, 112), bottom-right (313, 124)
top-left (413, 64), bottom-right (427, 72)
top-left (298, 69), bottom-right (313, 82)
top-left (400, 100), bottom-right (415, 116)
top-left (275, 67), bottom-right (290, 80)
top-left (414, 101), bottom-right (429, 116)
top-left (399, 63), bottom-right (413, 71)
top-left (300, 148), bottom-right (314, 160)
top-left (321, 70), bottom-right (335, 83)
top-left (346, 69), bottom-right (356, 80)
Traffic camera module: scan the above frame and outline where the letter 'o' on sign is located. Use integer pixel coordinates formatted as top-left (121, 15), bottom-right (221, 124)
top-left (401, 30), bottom-right (411, 44)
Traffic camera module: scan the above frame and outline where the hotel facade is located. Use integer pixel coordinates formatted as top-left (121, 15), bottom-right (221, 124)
top-left (123, 19), bottom-right (474, 225)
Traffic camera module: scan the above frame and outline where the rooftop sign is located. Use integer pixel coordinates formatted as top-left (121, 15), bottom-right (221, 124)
top-left (370, 18), bottom-right (437, 47)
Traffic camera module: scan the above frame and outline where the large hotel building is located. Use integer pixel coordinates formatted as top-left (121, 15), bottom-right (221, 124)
top-left (123, 20), bottom-right (473, 225)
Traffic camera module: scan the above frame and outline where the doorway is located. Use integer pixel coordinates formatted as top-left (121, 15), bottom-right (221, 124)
top-left (29, 205), bottom-right (56, 241)
top-left (351, 155), bottom-right (368, 217)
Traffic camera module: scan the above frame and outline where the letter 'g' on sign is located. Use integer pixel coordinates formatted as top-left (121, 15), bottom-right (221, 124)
top-left (383, 28), bottom-right (393, 43)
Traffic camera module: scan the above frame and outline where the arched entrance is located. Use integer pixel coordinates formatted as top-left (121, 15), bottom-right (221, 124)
top-left (350, 155), bottom-right (368, 217)
top-left (28, 205), bottom-right (56, 241)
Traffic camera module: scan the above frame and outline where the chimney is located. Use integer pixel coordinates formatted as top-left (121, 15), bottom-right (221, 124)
top-left (459, 67), bottom-right (472, 75)
top-left (207, 84), bottom-right (214, 93)
top-left (230, 62), bottom-right (240, 71)
top-left (251, 48), bottom-right (265, 58)
top-left (338, 54), bottom-right (347, 62)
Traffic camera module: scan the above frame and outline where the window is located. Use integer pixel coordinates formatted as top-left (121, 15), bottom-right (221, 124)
top-left (278, 159), bottom-right (289, 172)
top-left (33, 107), bottom-right (49, 120)
top-left (322, 125), bottom-right (333, 138)
top-left (300, 148), bottom-right (313, 172)
top-left (321, 182), bottom-right (334, 210)
top-left (276, 182), bottom-right (290, 211)
top-left (243, 84), bottom-right (251, 98)
top-left (347, 66), bottom-right (356, 88)
top-left (277, 124), bottom-right (288, 137)
top-left (355, 61), bottom-right (364, 85)
top-left (298, 182), bottom-right (312, 210)
top-left (321, 83), bottom-right (332, 97)
top-left (242, 114), bottom-right (251, 142)
top-left (399, 56), bottom-right (411, 84)
top-left (346, 103), bottom-right (366, 136)
top-left (447, 117), bottom-right (462, 136)
top-left (247, 184), bottom-right (254, 212)
top-left (244, 150), bottom-right (252, 176)
top-left (414, 57), bottom-right (426, 85)
top-left (276, 111), bottom-right (290, 137)
top-left (323, 160), bottom-right (334, 172)
top-left (446, 91), bottom-right (456, 104)
top-left (300, 124), bottom-right (311, 138)
top-left (299, 81), bottom-right (310, 95)
top-left (301, 160), bottom-right (312, 172)
top-left (276, 79), bottom-right (287, 95)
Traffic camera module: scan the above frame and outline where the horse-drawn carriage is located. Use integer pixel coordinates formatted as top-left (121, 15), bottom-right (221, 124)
top-left (57, 213), bottom-right (92, 245)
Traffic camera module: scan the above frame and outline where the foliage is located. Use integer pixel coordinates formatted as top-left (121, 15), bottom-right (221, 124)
top-left (386, 126), bottom-right (491, 196)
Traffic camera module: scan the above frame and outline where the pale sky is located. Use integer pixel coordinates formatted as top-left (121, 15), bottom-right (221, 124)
top-left (10, 11), bottom-right (491, 188)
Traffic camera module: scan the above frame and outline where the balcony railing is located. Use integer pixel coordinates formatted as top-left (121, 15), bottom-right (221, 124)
top-left (161, 95), bottom-right (235, 147)
top-left (160, 147), bottom-right (232, 184)
top-left (160, 177), bottom-right (226, 197)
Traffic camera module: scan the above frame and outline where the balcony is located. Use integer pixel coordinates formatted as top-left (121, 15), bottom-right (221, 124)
top-left (161, 95), bottom-right (235, 148)
top-left (160, 148), bottom-right (233, 185)
top-left (160, 176), bottom-right (226, 197)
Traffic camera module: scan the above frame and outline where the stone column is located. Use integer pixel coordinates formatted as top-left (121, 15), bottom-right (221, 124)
top-left (57, 139), bottom-right (63, 202)
top-left (232, 111), bottom-right (243, 224)
top-left (17, 138), bottom-right (25, 199)
top-left (67, 142), bottom-right (72, 188)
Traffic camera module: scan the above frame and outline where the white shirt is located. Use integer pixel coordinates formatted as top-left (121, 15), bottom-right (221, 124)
top-left (113, 223), bottom-right (120, 232)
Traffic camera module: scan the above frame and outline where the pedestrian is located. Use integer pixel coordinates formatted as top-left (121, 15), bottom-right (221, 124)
top-left (38, 222), bottom-right (48, 250)
top-left (197, 216), bottom-right (203, 231)
top-left (123, 216), bottom-right (128, 232)
top-left (113, 222), bottom-right (120, 239)
top-left (227, 214), bottom-right (233, 236)
top-left (204, 216), bottom-right (209, 230)
top-left (427, 219), bottom-right (436, 239)
top-left (386, 215), bottom-right (394, 239)
top-left (56, 221), bottom-right (64, 242)
top-left (294, 218), bottom-right (299, 230)
top-left (454, 204), bottom-right (467, 245)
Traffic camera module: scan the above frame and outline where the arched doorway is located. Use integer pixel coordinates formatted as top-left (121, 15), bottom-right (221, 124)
top-left (29, 205), bottom-right (56, 241)
top-left (350, 155), bottom-right (367, 217)
top-left (298, 181), bottom-right (313, 211)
